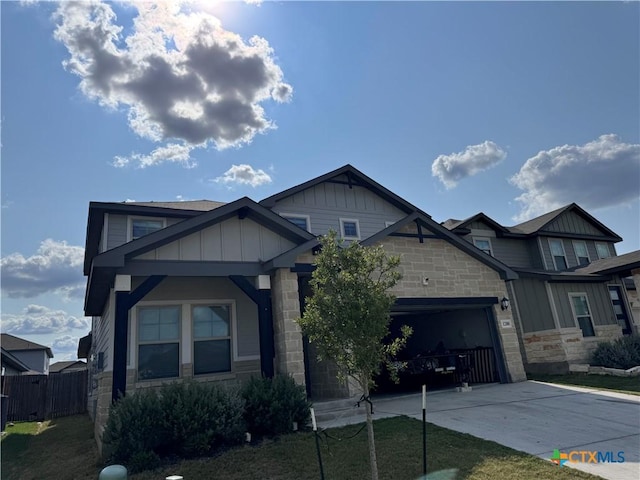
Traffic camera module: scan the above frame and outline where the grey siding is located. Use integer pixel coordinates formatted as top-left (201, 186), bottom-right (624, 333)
top-left (270, 176), bottom-right (407, 240)
top-left (527, 239), bottom-right (545, 269)
top-left (10, 350), bottom-right (49, 374)
top-left (551, 283), bottom-right (617, 328)
top-left (132, 276), bottom-right (260, 358)
top-left (513, 278), bottom-right (555, 333)
top-left (134, 217), bottom-right (296, 262)
top-left (491, 238), bottom-right (533, 268)
top-left (545, 211), bottom-right (605, 236)
top-left (107, 214), bottom-right (128, 250)
top-left (95, 304), bottom-right (111, 370)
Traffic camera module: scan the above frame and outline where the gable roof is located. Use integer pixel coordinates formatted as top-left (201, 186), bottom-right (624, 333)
top-left (509, 203), bottom-right (622, 239)
top-left (1, 347), bottom-right (31, 372)
top-left (49, 360), bottom-right (87, 373)
top-left (1, 333), bottom-right (53, 358)
top-left (441, 213), bottom-right (511, 235)
top-left (85, 197), bottom-right (316, 315)
top-left (260, 164), bottom-right (424, 215)
top-left (84, 200), bottom-right (225, 275)
top-left (362, 212), bottom-right (518, 280)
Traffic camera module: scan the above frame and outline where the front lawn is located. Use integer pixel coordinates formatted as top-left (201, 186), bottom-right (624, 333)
top-left (0, 414), bottom-right (604, 479)
top-left (529, 373), bottom-right (640, 395)
top-left (1, 415), bottom-right (99, 480)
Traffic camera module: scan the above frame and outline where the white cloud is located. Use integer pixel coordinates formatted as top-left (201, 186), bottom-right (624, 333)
top-left (432, 141), bottom-right (507, 189)
top-left (52, 335), bottom-right (80, 353)
top-left (214, 164), bottom-right (272, 187)
top-left (1, 305), bottom-right (89, 335)
top-left (1, 239), bottom-right (85, 299)
top-left (53, 1), bottom-right (292, 166)
top-left (113, 143), bottom-right (195, 168)
top-left (510, 134), bottom-right (640, 221)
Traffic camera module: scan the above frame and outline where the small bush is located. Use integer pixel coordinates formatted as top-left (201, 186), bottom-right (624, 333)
top-left (242, 375), bottom-right (311, 437)
top-left (102, 381), bottom-right (245, 473)
top-left (591, 335), bottom-right (640, 370)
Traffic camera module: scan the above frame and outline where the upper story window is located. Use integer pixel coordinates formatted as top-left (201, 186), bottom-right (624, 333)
top-left (130, 217), bottom-right (165, 241)
top-left (473, 237), bottom-right (493, 256)
top-left (281, 213), bottom-right (311, 232)
top-left (340, 218), bottom-right (360, 240)
top-left (595, 242), bottom-right (611, 259)
top-left (549, 239), bottom-right (568, 270)
top-left (137, 306), bottom-right (180, 381)
top-left (572, 241), bottom-right (590, 266)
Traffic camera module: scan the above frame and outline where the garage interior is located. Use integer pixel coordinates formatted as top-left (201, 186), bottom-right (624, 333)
top-left (374, 299), bottom-right (508, 394)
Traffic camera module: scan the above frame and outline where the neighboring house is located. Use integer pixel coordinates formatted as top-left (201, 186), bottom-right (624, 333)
top-left (81, 164), bottom-right (638, 444)
top-left (443, 204), bottom-right (640, 374)
top-left (49, 360), bottom-right (88, 374)
top-left (0, 334), bottom-right (53, 375)
top-left (1, 347), bottom-right (31, 376)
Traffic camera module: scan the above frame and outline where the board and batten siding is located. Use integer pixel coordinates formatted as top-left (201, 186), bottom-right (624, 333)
top-left (133, 217), bottom-right (296, 262)
top-left (130, 276), bottom-right (260, 359)
top-left (105, 215), bottom-right (187, 251)
top-left (551, 283), bottom-right (617, 329)
top-left (513, 278), bottom-right (555, 333)
top-left (545, 211), bottom-right (606, 236)
top-left (462, 229), bottom-right (534, 269)
top-left (94, 298), bottom-right (112, 371)
top-left (270, 176), bottom-right (407, 239)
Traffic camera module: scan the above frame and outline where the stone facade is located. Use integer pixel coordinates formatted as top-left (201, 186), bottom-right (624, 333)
top-left (522, 324), bottom-right (623, 374)
top-left (271, 268), bottom-right (305, 385)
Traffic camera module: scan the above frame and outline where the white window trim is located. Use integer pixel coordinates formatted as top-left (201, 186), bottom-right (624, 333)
top-left (135, 303), bottom-right (182, 381)
top-left (595, 241), bottom-right (611, 259)
top-left (280, 213), bottom-right (311, 232)
top-left (127, 216), bottom-right (166, 242)
top-left (191, 301), bottom-right (236, 376)
top-left (339, 218), bottom-right (361, 240)
top-left (548, 238), bottom-right (568, 270)
top-left (568, 292), bottom-right (595, 337)
top-left (572, 240), bottom-right (590, 265)
top-left (473, 237), bottom-right (494, 256)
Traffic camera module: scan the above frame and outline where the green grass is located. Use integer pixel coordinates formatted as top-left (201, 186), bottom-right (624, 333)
top-left (130, 416), bottom-right (601, 480)
top-left (529, 373), bottom-right (640, 395)
top-left (0, 415), bottom-right (100, 480)
top-left (0, 415), bottom-right (604, 480)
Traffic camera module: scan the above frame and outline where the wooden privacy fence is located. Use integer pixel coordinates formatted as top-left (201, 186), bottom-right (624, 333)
top-left (2, 370), bottom-right (87, 421)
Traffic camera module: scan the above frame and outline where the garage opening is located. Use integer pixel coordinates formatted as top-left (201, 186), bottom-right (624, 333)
top-left (374, 298), bottom-right (508, 393)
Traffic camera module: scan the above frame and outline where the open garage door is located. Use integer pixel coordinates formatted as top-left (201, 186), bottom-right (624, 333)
top-left (375, 297), bottom-right (508, 393)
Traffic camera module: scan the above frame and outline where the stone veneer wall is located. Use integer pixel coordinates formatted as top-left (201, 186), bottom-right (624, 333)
top-left (378, 233), bottom-right (527, 383)
top-left (271, 268), bottom-right (306, 385)
top-left (523, 325), bottom-right (623, 374)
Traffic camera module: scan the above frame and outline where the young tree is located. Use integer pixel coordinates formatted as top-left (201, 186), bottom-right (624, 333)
top-left (298, 230), bottom-right (412, 480)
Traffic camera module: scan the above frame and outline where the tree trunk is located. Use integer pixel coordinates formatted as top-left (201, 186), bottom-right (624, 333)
top-left (364, 383), bottom-right (379, 480)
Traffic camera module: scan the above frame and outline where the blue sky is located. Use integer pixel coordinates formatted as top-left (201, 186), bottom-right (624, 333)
top-left (1, 0), bottom-right (639, 361)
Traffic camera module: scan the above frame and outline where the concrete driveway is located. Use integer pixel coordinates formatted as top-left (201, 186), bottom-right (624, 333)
top-left (316, 381), bottom-right (640, 480)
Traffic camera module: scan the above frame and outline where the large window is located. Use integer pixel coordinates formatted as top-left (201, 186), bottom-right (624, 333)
top-left (137, 306), bottom-right (180, 380)
top-left (193, 305), bottom-right (232, 375)
top-left (596, 242), bottom-right (611, 259)
top-left (340, 218), bottom-right (360, 240)
top-left (569, 294), bottom-right (595, 337)
top-left (131, 218), bottom-right (164, 240)
top-left (572, 241), bottom-right (590, 265)
top-left (473, 237), bottom-right (493, 256)
top-left (281, 213), bottom-right (310, 232)
top-left (549, 239), bottom-right (568, 270)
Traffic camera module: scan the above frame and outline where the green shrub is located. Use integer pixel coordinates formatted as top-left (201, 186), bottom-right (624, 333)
top-left (591, 335), bottom-right (640, 370)
top-left (102, 381), bottom-right (245, 473)
top-left (241, 375), bottom-right (311, 437)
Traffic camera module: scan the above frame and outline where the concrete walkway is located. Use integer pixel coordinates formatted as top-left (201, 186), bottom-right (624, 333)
top-left (315, 381), bottom-right (640, 480)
